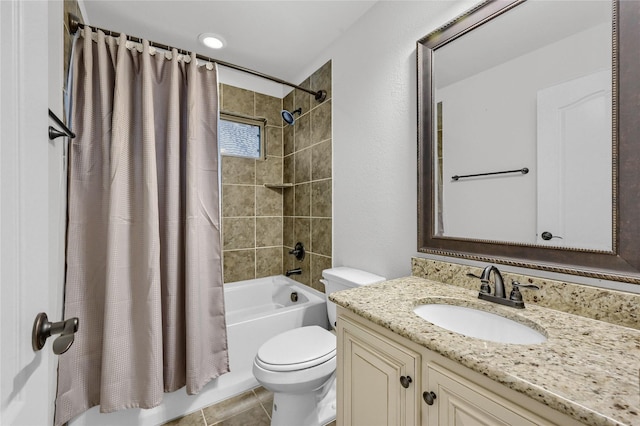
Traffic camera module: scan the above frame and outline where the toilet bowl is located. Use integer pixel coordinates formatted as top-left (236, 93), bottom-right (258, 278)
top-left (252, 267), bottom-right (385, 426)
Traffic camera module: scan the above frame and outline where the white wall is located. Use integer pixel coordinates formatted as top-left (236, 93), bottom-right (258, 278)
top-left (294, 1), bottom-right (477, 280)
top-left (293, 1), bottom-right (640, 295)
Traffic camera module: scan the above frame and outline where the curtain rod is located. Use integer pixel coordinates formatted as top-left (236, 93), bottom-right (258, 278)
top-left (68, 14), bottom-right (327, 103)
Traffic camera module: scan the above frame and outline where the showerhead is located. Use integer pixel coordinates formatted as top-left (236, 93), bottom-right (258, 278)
top-left (281, 108), bottom-right (302, 126)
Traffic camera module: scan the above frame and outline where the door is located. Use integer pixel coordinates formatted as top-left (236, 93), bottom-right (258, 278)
top-left (1, 1), bottom-right (65, 424)
top-left (425, 364), bottom-right (540, 426)
top-left (536, 70), bottom-right (612, 251)
top-left (338, 316), bottom-right (419, 426)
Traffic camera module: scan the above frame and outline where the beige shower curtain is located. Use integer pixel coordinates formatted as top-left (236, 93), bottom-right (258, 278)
top-left (54, 29), bottom-right (228, 426)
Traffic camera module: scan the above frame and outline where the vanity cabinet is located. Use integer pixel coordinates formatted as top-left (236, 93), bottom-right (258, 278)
top-left (337, 314), bottom-right (420, 426)
top-left (425, 363), bottom-right (542, 426)
top-left (336, 307), bottom-right (582, 426)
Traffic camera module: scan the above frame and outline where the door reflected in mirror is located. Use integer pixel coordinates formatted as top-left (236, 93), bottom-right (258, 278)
top-left (431, 0), bottom-right (613, 251)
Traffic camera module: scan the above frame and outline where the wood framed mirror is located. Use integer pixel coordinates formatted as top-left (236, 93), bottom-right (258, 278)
top-left (417, 0), bottom-right (640, 284)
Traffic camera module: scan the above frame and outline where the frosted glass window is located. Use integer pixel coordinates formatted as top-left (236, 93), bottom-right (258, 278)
top-left (219, 113), bottom-right (265, 159)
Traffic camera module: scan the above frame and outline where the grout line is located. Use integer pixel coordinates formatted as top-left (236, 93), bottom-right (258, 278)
top-left (252, 388), bottom-right (274, 421)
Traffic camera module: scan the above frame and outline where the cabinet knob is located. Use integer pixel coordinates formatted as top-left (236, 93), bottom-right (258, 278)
top-left (399, 375), bottom-right (412, 388)
top-left (423, 391), bottom-right (437, 405)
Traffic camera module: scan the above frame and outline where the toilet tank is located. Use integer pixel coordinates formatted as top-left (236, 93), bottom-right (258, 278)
top-left (321, 267), bottom-right (386, 329)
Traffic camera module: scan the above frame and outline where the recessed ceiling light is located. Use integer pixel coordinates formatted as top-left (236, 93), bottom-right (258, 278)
top-left (198, 33), bottom-right (226, 49)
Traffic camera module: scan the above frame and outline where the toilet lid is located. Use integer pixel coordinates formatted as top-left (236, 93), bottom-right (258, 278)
top-left (255, 326), bottom-right (336, 372)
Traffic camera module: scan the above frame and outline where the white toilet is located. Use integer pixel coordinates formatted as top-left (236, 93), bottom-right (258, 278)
top-left (252, 267), bottom-right (385, 426)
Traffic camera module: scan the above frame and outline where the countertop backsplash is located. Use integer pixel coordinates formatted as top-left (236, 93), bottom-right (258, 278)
top-left (412, 257), bottom-right (639, 330)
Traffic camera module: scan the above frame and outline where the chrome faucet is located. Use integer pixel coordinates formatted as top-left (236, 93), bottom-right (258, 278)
top-left (467, 265), bottom-right (538, 309)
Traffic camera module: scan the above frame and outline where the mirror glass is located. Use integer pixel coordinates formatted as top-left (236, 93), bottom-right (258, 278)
top-left (431, 1), bottom-right (613, 251)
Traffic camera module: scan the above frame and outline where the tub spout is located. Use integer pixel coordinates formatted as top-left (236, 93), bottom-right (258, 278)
top-left (285, 268), bottom-right (302, 277)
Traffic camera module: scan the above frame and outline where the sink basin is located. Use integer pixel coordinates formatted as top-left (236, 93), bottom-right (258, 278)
top-left (413, 303), bottom-right (547, 344)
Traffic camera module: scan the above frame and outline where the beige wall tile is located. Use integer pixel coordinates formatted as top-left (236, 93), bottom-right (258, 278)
top-left (256, 186), bottom-right (282, 216)
top-left (219, 63), bottom-right (331, 289)
top-left (256, 156), bottom-right (282, 185)
top-left (283, 155), bottom-right (294, 184)
top-left (311, 60), bottom-right (332, 103)
top-left (311, 218), bottom-right (332, 257)
top-left (312, 139), bottom-right (332, 181)
top-left (256, 217), bottom-right (283, 247)
top-left (283, 187), bottom-right (294, 217)
top-left (294, 218), bottom-right (311, 248)
top-left (283, 216), bottom-right (294, 247)
top-left (294, 148), bottom-right (312, 184)
top-left (255, 93), bottom-right (282, 125)
top-left (222, 156), bottom-right (255, 185)
top-left (311, 100), bottom-right (332, 144)
top-left (294, 113), bottom-right (311, 151)
top-left (283, 125), bottom-right (294, 156)
top-left (266, 126), bottom-right (283, 158)
top-left (223, 250), bottom-right (255, 283)
top-left (311, 179), bottom-right (332, 218)
top-left (294, 183), bottom-right (311, 217)
top-left (223, 217), bottom-right (255, 250)
top-left (310, 254), bottom-right (332, 293)
top-left (256, 247), bottom-right (283, 278)
top-left (222, 185), bottom-right (255, 217)
top-left (222, 84), bottom-right (254, 116)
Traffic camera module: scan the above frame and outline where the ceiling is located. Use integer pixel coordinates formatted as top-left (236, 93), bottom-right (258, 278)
top-left (434, 0), bottom-right (612, 88)
top-left (80, 1), bottom-right (378, 84)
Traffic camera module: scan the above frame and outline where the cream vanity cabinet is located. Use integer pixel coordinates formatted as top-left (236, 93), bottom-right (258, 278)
top-left (337, 313), bottom-right (420, 425)
top-left (336, 307), bottom-right (582, 426)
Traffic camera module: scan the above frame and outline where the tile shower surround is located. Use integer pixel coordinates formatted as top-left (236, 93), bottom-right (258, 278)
top-left (221, 61), bottom-right (333, 291)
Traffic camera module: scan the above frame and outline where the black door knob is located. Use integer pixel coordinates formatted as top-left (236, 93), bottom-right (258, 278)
top-left (399, 375), bottom-right (412, 388)
top-left (423, 391), bottom-right (437, 405)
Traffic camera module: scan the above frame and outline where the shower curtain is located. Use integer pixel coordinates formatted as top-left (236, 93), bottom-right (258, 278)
top-left (54, 28), bottom-right (228, 426)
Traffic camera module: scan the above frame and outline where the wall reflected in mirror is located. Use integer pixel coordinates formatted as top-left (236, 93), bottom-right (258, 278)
top-left (432, 1), bottom-right (613, 251)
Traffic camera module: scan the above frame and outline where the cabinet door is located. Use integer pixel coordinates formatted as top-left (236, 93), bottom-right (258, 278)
top-left (338, 316), bottom-right (420, 426)
top-left (425, 363), bottom-right (544, 426)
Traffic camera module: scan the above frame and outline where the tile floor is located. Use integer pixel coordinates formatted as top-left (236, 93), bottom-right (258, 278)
top-left (162, 387), bottom-right (337, 426)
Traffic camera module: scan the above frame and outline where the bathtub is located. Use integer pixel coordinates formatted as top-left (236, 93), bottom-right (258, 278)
top-left (70, 275), bottom-right (329, 425)
top-left (219, 275), bottom-right (330, 396)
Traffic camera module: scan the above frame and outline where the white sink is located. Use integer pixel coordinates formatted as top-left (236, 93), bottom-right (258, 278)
top-left (413, 303), bottom-right (547, 344)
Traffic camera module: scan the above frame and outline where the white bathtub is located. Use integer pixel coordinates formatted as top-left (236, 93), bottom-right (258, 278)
top-left (219, 275), bottom-right (330, 396)
top-left (70, 275), bottom-right (329, 425)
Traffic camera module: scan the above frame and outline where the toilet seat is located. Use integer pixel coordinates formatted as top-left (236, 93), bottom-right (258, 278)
top-left (255, 326), bottom-right (336, 372)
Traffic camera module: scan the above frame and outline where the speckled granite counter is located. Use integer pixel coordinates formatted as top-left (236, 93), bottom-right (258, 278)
top-left (330, 276), bottom-right (640, 426)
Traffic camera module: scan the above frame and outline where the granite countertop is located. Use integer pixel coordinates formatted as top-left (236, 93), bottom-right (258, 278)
top-left (330, 276), bottom-right (640, 426)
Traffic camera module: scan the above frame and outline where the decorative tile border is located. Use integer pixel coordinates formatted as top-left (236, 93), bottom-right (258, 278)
top-left (412, 257), bottom-right (639, 330)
